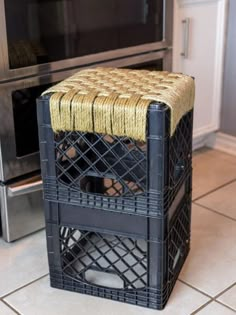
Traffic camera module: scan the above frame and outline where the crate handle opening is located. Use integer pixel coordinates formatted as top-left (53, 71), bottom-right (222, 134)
top-left (85, 269), bottom-right (124, 289)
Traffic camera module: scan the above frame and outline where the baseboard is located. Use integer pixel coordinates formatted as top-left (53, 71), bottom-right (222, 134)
top-left (193, 133), bottom-right (210, 151)
top-left (192, 125), bottom-right (217, 151)
top-left (208, 132), bottom-right (236, 156)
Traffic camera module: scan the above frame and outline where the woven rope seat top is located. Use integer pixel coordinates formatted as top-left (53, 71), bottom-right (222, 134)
top-left (42, 67), bottom-right (195, 141)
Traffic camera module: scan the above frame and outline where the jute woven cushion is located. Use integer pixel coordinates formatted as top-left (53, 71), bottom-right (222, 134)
top-left (42, 67), bottom-right (195, 141)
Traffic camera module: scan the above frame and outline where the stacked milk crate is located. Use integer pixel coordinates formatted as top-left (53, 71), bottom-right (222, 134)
top-left (37, 68), bottom-right (194, 310)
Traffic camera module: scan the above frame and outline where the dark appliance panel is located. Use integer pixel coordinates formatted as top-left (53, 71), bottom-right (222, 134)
top-left (4, 0), bottom-right (164, 69)
top-left (12, 84), bottom-right (52, 157)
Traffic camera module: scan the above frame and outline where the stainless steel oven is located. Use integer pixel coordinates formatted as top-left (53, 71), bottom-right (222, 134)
top-left (0, 0), bottom-right (173, 241)
top-left (0, 0), bottom-right (173, 81)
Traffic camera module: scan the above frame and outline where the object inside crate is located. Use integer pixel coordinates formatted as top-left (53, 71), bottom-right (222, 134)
top-left (55, 133), bottom-right (147, 197)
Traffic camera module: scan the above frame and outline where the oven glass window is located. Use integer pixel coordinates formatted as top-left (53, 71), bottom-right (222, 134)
top-left (4, 0), bottom-right (163, 69)
top-left (12, 83), bottom-right (52, 157)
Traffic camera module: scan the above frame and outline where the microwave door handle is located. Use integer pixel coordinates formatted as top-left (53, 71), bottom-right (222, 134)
top-left (7, 180), bottom-right (43, 197)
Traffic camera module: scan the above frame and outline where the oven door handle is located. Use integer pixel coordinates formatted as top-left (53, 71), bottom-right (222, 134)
top-left (7, 179), bottom-right (43, 197)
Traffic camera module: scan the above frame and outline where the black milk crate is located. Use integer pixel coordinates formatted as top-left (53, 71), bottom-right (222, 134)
top-left (45, 193), bottom-right (191, 310)
top-left (37, 96), bottom-right (193, 218)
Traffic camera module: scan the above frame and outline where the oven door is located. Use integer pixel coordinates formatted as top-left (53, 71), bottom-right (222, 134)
top-left (0, 0), bottom-right (172, 81)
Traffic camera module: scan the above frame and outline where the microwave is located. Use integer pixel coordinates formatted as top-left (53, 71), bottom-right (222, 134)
top-left (0, 0), bottom-right (173, 81)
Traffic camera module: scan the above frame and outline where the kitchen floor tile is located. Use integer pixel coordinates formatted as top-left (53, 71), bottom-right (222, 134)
top-left (0, 230), bottom-right (48, 297)
top-left (217, 284), bottom-right (236, 311)
top-left (4, 277), bottom-right (209, 315)
top-left (195, 301), bottom-right (235, 315)
top-left (197, 180), bottom-right (236, 220)
top-left (0, 301), bottom-right (16, 315)
top-left (179, 204), bottom-right (236, 296)
top-left (192, 149), bottom-right (236, 200)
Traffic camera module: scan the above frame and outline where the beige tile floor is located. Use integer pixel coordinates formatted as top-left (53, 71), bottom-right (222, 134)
top-left (0, 148), bottom-right (236, 315)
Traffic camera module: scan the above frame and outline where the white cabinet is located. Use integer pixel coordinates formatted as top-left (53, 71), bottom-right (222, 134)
top-left (173, 0), bottom-right (228, 145)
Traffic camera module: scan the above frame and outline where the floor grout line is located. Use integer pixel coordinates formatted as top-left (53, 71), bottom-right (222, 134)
top-left (1, 300), bottom-right (20, 315)
top-left (212, 282), bottom-right (236, 312)
top-left (178, 279), bottom-right (213, 299)
top-left (213, 282), bottom-right (236, 300)
top-left (193, 202), bottom-right (236, 222)
top-left (191, 300), bottom-right (236, 314)
top-left (190, 300), bottom-right (213, 315)
top-left (182, 280), bottom-right (236, 314)
top-left (2, 273), bottom-right (49, 300)
top-left (192, 178), bottom-right (236, 203)
top-left (215, 300), bottom-right (236, 313)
